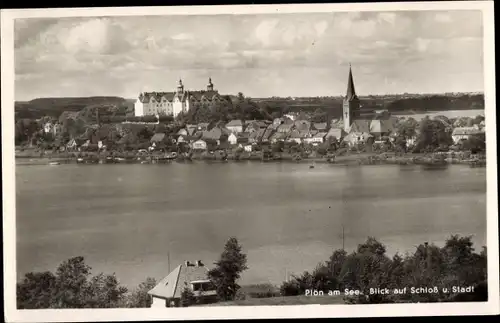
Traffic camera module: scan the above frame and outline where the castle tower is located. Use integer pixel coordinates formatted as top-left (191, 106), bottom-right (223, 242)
top-left (342, 64), bottom-right (360, 132)
top-left (207, 77), bottom-right (214, 91)
top-left (177, 79), bottom-right (184, 93)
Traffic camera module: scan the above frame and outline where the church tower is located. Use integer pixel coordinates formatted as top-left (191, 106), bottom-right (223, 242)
top-left (207, 77), bottom-right (214, 91)
top-left (177, 79), bottom-right (184, 93)
top-left (342, 64), bottom-right (361, 132)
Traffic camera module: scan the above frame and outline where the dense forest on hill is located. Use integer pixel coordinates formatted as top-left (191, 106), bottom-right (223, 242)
top-left (15, 96), bottom-right (134, 120)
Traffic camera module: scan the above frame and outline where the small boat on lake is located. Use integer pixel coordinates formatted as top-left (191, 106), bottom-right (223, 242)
top-left (48, 161), bottom-right (60, 166)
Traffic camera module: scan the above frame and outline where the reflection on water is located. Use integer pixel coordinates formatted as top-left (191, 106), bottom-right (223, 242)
top-left (16, 163), bottom-right (486, 287)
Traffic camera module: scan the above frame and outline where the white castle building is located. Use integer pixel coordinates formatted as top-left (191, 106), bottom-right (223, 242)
top-left (134, 78), bottom-right (227, 118)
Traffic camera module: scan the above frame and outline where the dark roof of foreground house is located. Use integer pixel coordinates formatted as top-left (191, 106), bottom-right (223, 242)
top-left (148, 261), bottom-right (215, 299)
top-left (349, 120), bottom-right (371, 133)
top-left (369, 119), bottom-right (395, 134)
top-left (326, 127), bottom-right (347, 139)
top-left (202, 127), bottom-right (230, 141)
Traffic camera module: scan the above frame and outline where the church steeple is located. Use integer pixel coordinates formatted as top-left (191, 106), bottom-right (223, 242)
top-left (345, 63), bottom-right (357, 101)
top-left (342, 64), bottom-right (361, 132)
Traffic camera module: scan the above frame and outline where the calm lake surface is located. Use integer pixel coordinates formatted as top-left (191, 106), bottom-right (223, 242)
top-left (16, 162), bottom-right (487, 288)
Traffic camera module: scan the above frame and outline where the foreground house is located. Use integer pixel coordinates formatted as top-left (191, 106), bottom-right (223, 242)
top-left (237, 132), bottom-right (250, 144)
top-left (287, 130), bottom-right (301, 144)
top-left (313, 122), bottom-right (328, 132)
top-left (227, 133), bottom-right (238, 145)
top-left (148, 260), bottom-right (217, 308)
top-left (344, 131), bottom-right (374, 146)
top-left (202, 126), bottom-right (231, 145)
top-left (451, 127), bottom-right (484, 144)
top-left (276, 123), bottom-right (294, 134)
top-left (176, 128), bottom-right (188, 137)
top-left (325, 128), bottom-right (347, 142)
top-left (261, 127), bottom-right (275, 143)
top-left (369, 119), bottom-right (395, 139)
top-left (191, 139), bottom-right (207, 151)
top-left (312, 131), bottom-right (328, 144)
top-left (225, 120), bottom-right (244, 133)
top-left (294, 120), bottom-right (311, 132)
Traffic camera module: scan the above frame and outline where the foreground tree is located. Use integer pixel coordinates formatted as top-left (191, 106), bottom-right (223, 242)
top-left (180, 286), bottom-right (197, 307)
top-left (208, 237), bottom-right (249, 301)
top-left (123, 277), bottom-right (157, 308)
top-left (17, 256), bottom-right (128, 309)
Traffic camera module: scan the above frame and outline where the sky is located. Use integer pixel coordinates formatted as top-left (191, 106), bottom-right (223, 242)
top-left (14, 10), bottom-right (484, 100)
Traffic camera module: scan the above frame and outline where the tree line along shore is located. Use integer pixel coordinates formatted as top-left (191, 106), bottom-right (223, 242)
top-left (17, 234), bottom-right (487, 309)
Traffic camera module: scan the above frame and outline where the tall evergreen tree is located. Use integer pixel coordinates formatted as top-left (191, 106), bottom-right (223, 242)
top-left (208, 237), bottom-right (248, 301)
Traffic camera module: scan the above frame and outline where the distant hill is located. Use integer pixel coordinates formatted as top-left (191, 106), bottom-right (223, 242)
top-left (254, 93), bottom-right (485, 119)
top-left (15, 93), bottom-right (484, 121)
top-left (15, 96), bottom-right (133, 120)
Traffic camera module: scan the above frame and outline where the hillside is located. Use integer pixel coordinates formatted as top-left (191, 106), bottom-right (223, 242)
top-left (15, 93), bottom-right (484, 121)
top-left (15, 96), bottom-right (134, 120)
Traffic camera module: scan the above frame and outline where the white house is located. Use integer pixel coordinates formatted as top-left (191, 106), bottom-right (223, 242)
top-left (225, 120), bottom-right (243, 133)
top-left (44, 122), bottom-right (53, 134)
top-left (284, 113), bottom-right (297, 121)
top-left (191, 139), bottom-right (207, 150)
top-left (148, 260), bottom-right (217, 308)
top-left (451, 127), bottom-right (484, 144)
top-left (227, 133), bottom-right (238, 145)
top-left (311, 132), bottom-right (327, 143)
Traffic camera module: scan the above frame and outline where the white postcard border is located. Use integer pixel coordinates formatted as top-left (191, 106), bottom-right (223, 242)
top-left (2, 1), bottom-right (498, 322)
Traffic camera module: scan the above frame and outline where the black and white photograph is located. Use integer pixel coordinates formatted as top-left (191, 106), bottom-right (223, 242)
top-left (2, 1), bottom-right (499, 321)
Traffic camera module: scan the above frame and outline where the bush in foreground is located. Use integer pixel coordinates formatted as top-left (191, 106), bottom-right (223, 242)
top-left (279, 235), bottom-right (487, 303)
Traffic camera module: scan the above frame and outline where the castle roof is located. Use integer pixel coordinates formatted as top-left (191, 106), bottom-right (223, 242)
top-left (139, 92), bottom-right (176, 103)
top-left (186, 90), bottom-right (221, 102)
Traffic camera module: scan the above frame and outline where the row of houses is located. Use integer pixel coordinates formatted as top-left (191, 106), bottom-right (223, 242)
top-left (172, 117), bottom-right (485, 152)
top-left (166, 117), bottom-right (397, 151)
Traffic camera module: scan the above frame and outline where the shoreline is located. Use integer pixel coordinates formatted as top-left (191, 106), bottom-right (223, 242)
top-left (15, 153), bottom-right (485, 167)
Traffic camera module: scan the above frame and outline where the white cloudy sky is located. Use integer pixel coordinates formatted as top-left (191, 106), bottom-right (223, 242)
top-left (14, 10), bottom-right (483, 100)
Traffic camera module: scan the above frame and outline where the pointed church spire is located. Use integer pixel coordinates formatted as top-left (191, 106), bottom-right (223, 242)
top-left (346, 64), bottom-right (357, 101)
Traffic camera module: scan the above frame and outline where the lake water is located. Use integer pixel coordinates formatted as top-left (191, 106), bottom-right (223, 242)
top-left (16, 162), bottom-right (487, 288)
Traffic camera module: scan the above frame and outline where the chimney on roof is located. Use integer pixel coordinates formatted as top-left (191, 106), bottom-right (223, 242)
top-left (195, 260), bottom-right (204, 267)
